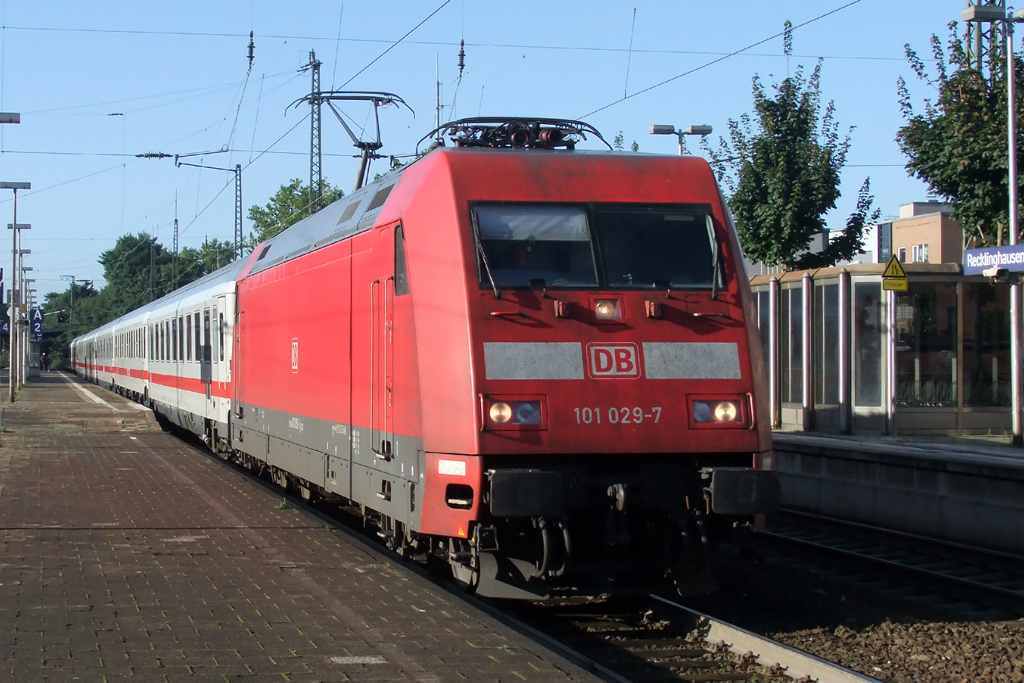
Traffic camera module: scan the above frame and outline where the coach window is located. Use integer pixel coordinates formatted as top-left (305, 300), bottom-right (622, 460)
top-left (173, 318), bottom-right (179, 361)
top-left (196, 311), bottom-right (203, 361)
top-left (218, 312), bottom-right (225, 362)
top-left (395, 225), bottom-right (410, 295)
top-left (203, 309), bottom-right (211, 362)
top-left (211, 310), bottom-right (218, 363)
top-left (178, 316), bottom-right (184, 362)
top-left (186, 315), bottom-right (193, 361)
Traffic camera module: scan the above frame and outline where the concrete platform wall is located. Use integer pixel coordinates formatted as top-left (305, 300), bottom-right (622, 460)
top-left (773, 434), bottom-right (1024, 556)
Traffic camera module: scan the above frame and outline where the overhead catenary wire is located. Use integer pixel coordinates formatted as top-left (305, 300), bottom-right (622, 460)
top-left (24, 69), bottom-right (296, 116)
top-left (581, 0), bottom-right (866, 119)
top-left (337, 0), bottom-right (453, 89)
top-left (3, 24), bottom-right (919, 63)
top-left (330, 0), bottom-right (345, 89)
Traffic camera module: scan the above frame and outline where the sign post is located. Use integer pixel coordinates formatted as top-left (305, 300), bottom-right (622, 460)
top-left (882, 255), bottom-right (908, 292)
top-left (965, 245), bottom-right (1024, 447)
top-left (29, 307), bottom-right (42, 342)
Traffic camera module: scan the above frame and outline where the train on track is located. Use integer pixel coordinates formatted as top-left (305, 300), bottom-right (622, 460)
top-left (71, 117), bottom-right (779, 598)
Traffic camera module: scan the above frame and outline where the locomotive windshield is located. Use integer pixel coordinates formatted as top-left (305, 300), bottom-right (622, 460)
top-left (474, 205), bottom-right (599, 287)
top-left (593, 208), bottom-right (716, 289)
top-left (473, 203), bottom-right (717, 290)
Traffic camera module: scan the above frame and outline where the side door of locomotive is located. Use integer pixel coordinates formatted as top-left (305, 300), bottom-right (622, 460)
top-left (370, 225), bottom-right (398, 457)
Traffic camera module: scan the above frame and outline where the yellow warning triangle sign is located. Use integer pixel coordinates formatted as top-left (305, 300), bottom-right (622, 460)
top-left (882, 255), bottom-right (907, 279)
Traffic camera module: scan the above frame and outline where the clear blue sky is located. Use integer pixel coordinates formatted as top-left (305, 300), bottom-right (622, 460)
top-left (0, 1), bottom-right (974, 300)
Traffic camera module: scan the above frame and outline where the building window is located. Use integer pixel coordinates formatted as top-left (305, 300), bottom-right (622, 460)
top-left (911, 243), bottom-right (929, 263)
top-left (898, 247), bottom-right (907, 262)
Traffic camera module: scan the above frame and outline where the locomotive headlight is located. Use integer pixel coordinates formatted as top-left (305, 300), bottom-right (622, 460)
top-left (692, 399), bottom-right (744, 426)
top-left (483, 396), bottom-right (546, 430)
top-left (594, 299), bottom-right (621, 321)
top-left (489, 402), bottom-right (513, 424)
top-left (714, 401), bottom-right (738, 423)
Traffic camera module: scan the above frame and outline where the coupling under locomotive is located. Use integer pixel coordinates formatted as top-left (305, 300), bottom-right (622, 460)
top-left (71, 117), bottom-right (778, 599)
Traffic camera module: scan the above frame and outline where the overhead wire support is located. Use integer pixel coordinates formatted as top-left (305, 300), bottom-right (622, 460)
top-left (173, 149), bottom-right (244, 261)
top-left (300, 51), bottom-right (323, 214)
top-left (290, 91), bottom-right (414, 192)
top-left (173, 193), bottom-right (179, 288)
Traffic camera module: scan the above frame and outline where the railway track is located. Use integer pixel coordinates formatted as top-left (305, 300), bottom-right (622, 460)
top-left (763, 509), bottom-right (1024, 615)
top-left (496, 593), bottom-right (880, 682)
top-left (167, 425), bottom-right (878, 683)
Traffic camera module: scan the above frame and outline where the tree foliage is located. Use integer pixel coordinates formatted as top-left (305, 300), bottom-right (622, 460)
top-left (178, 238), bottom-right (236, 284)
top-left (247, 178), bottom-right (344, 245)
top-left (41, 234), bottom-right (233, 367)
top-left (705, 59), bottom-right (878, 270)
top-left (897, 24), bottom-right (1022, 246)
top-left (612, 131), bottom-right (639, 152)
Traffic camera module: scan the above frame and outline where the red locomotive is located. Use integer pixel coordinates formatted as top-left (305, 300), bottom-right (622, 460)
top-left (72, 118), bottom-right (778, 598)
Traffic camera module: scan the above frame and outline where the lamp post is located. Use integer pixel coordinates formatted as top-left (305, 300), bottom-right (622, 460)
top-left (0, 114), bottom-right (21, 431)
top-left (1, 182), bottom-right (29, 402)
top-left (61, 275), bottom-right (77, 318)
top-left (649, 124), bottom-right (713, 155)
top-left (22, 270), bottom-right (33, 386)
top-left (963, 5), bottom-right (1024, 446)
top-left (18, 258), bottom-right (31, 388)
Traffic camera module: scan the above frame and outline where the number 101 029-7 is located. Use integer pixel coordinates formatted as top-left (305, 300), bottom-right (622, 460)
top-left (573, 407), bottom-right (662, 424)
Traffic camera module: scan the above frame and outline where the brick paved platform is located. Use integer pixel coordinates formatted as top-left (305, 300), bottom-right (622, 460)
top-left (0, 372), bottom-right (592, 682)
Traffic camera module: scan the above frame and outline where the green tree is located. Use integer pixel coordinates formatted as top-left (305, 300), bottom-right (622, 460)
top-left (612, 131), bottom-right (639, 152)
top-left (247, 178), bottom-right (344, 245)
top-left (706, 59), bottom-right (878, 270)
top-left (897, 25), bottom-right (1021, 246)
top-left (42, 281), bottom-right (99, 367)
top-left (98, 233), bottom-right (174, 319)
top-left (176, 238), bottom-right (237, 286)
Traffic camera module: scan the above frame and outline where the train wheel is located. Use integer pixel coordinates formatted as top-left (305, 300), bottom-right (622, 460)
top-left (448, 538), bottom-right (477, 591)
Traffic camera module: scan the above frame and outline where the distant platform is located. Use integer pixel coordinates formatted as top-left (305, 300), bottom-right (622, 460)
top-left (0, 372), bottom-right (588, 681)
top-left (773, 432), bottom-right (1024, 555)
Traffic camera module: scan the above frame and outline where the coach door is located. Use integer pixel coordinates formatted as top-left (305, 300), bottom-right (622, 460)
top-left (201, 307), bottom-right (213, 402)
top-left (215, 296), bottom-right (229, 404)
top-left (370, 225), bottom-right (398, 458)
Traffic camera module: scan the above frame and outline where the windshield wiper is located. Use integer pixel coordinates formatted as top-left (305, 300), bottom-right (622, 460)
top-left (471, 211), bottom-right (500, 298)
top-left (707, 214), bottom-right (720, 300)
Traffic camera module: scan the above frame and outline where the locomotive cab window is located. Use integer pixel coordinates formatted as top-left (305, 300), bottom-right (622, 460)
top-left (593, 208), bottom-right (718, 289)
top-left (394, 225), bottom-right (410, 296)
top-left (472, 205), bottom-right (598, 288)
top-left (471, 203), bottom-right (720, 291)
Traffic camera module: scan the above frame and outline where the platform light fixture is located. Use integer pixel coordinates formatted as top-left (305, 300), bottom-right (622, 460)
top-left (962, 6), bottom-right (1024, 446)
top-left (1, 181), bottom-right (29, 401)
top-left (649, 124), bottom-right (713, 155)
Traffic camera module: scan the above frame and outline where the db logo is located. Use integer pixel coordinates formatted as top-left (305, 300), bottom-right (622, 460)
top-left (587, 343), bottom-right (642, 379)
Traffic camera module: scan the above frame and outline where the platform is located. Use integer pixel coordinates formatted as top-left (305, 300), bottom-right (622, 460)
top-left (773, 432), bottom-right (1024, 555)
top-left (0, 372), bottom-right (591, 682)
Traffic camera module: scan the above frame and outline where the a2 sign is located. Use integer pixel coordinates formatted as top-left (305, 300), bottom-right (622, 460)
top-left (2, 308), bottom-right (43, 340)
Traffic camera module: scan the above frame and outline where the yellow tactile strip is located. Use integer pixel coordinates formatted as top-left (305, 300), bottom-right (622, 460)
top-left (0, 375), bottom-right (581, 681)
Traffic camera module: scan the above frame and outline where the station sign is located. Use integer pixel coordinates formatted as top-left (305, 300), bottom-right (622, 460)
top-left (29, 307), bottom-right (42, 341)
top-left (963, 244), bottom-right (1024, 275)
top-left (882, 255), bottom-right (908, 292)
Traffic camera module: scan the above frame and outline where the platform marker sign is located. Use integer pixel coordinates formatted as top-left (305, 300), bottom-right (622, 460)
top-left (882, 255), bottom-right (908, 291)
top-left (29, 307), bottom-right (43, 340)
